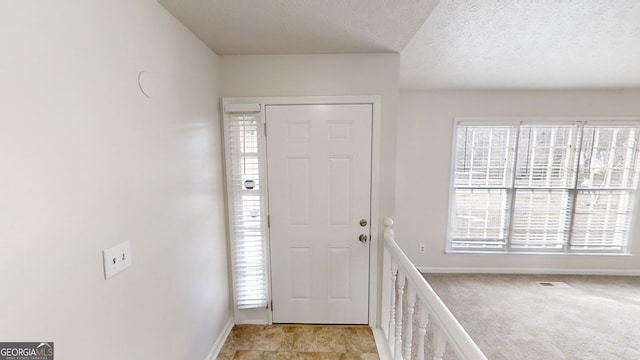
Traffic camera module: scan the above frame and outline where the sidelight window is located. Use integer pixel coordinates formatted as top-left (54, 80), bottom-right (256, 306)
top-left (223, 104), bottom-right (269, 310)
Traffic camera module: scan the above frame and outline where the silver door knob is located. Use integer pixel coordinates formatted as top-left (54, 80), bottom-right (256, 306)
top-left (359, 234), bottom-right (368, 243)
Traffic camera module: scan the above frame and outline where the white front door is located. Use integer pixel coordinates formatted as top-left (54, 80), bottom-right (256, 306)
top-left (266, 104), bottom-right (372, 324)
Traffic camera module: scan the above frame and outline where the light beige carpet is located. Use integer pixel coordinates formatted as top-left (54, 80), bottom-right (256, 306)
top-left (421, 274), bottom-right (640, 360)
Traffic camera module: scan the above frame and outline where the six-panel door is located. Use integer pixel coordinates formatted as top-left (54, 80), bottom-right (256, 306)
top-left (266, 104), bottom-right (372, 324)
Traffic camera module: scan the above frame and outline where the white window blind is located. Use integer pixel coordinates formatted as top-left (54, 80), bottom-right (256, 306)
top-left (224, 109), bottom-right (269, 309)
top-left (452, 126), bottom-right (514, 248)
top-left (449, 120), bottom-right (640, 254)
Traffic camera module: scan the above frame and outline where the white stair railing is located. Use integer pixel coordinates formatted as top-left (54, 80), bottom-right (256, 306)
top-left (380, 218), bottom-right (487, 360)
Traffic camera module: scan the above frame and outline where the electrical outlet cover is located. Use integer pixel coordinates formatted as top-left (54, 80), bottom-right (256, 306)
top-left (102, 241), bottom-right (131, 279)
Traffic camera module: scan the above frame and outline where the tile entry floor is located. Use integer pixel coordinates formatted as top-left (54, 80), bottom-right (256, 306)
top-left (217, 324), bottom-right (380, 359)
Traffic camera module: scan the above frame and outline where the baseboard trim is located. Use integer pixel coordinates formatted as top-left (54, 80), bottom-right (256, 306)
top-left (237, 320), bottom-right (269, 325)
top-left (372, 327), bottom-right (392, 360)
top-left (205, 316), bottom-right (235, 360)
top-left (417, 267), bottom-right (640, 276)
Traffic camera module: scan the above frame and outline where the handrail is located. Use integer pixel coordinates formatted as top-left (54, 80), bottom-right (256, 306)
top-left (381, 218), bottom-right (487, 360)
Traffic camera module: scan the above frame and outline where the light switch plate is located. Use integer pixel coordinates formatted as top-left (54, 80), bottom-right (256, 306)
top-left (102, 241), bottom-right (131, 279)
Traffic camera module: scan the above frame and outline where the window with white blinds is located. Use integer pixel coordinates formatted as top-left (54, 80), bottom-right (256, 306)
top-left (223, 107), bottom-right (269, 309)
top-left (449, 120), bottom-right (640, 253)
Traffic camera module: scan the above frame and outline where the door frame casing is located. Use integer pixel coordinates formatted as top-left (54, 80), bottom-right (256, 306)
top-left (222, 96), bottom-right (382, 328)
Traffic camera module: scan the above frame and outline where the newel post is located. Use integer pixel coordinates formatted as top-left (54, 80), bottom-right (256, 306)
top-left (383, 217), bottom-right (395, 240)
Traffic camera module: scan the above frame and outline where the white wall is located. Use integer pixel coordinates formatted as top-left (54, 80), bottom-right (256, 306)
top-left (0, 1), bottom-right (231, 359)
top-left (396, 90), bottom-right (640, 274)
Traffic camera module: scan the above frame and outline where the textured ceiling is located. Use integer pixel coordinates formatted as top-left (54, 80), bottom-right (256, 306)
top-left (158, 0), bottom-right (438, 54)
top-left (159, 0), bottom-right (640, 89)
top-left (401, 0), bottom-right (640, 89)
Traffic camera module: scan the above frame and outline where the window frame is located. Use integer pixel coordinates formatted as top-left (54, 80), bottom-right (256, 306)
top-left (222, 103), bottom-right (271, 322)
top-left (447, 117), bottom-right (640, 255)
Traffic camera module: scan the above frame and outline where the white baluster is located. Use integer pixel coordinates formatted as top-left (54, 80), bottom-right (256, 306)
top-left (395, 272), bottom-right (405, 360)
top-left (416, 302), bottom-right (429, 360)
top-left (380, 215), bottom-right (486, 360)
top-left (404, 285), bottom-right (417, 360)
top-left (433, 326), bottom-right (447, 360)
top-left (388, 260), bottom-right (398, 355)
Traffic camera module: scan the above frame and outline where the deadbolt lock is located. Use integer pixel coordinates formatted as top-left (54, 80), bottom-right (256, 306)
top-left (359, 219), bottom-right (368, 227)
